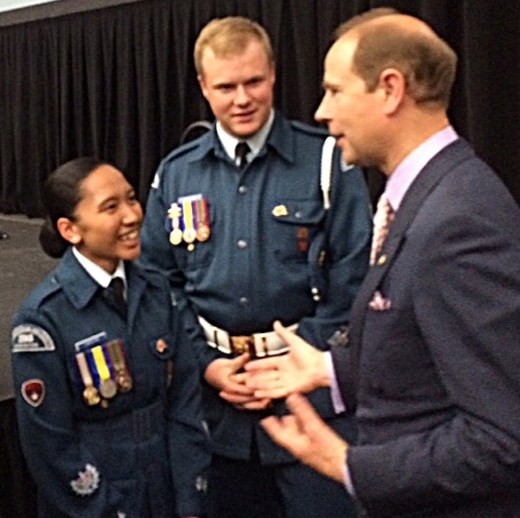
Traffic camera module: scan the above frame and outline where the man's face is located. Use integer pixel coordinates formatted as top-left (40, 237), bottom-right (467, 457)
top-left (198, 39), bottom-right (275, 139)
top-left (315, 36), bottom-right (384, 167)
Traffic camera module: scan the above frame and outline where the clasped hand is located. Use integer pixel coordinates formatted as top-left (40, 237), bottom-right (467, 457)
top-left (204, 321), bottom-right (331, 410)
top-left (204, 353), bottom-right (271, 411)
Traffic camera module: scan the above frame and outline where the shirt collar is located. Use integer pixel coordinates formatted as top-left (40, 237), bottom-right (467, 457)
top-left (72, 247), bottom-right (126, 289)
top-left (216, 109), bottom-right (275, 161)
top-left (386, 125), bottom-right (459, 211)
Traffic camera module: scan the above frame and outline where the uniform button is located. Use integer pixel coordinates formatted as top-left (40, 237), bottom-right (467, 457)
top-left (239, 297), bottom-right (249, 306)
top-left (237, 239), bottom-right (248, 249)
top-left (295, 211), bottom-right (303, 219)
top-left (238, 185), bottom-right (247, 194)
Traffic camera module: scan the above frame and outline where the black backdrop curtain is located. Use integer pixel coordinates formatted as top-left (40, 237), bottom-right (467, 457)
top-left (0, 0), bottom-right (518, 217)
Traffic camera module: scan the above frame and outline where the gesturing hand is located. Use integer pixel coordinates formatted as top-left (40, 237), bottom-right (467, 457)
top-left (261, 393), bottom-right (348, 484)
top-left (245, 321), bottom-right (330, 399)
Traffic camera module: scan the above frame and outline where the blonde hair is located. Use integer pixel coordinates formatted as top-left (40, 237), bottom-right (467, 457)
top-left (194, 16), bottom-right (274, 76)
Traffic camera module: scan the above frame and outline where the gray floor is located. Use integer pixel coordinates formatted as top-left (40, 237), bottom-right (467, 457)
top-left (0, 215), bottom-right (58, 400)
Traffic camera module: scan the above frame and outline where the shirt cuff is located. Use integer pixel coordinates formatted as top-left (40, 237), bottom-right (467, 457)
top-left (342, 457), bottom-right (356, 496)
top-left (324, 351), bottom-right (345, 414)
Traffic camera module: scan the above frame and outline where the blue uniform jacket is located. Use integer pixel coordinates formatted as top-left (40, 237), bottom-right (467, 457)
top-left (11, 249), bottom-right (210, 517)
top-left (332, 139), bottom-right (520, 516)
top-left (140, 112), bottom-right (372, 463)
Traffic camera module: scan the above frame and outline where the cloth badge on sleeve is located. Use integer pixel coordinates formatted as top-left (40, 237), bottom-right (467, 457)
top-left (12, 324), bottom-right (55, 353)
top-left (70, 464), bottom-right (100, 496)
top-left (21, 379), bottom-right (45, 407)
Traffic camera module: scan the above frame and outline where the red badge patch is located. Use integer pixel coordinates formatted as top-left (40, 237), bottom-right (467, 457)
top-left (21, 379), bottom-right (45, 407)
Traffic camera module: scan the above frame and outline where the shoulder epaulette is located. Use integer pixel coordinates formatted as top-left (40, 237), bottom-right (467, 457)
top-left (24, 274), bottom-right (62, 310)
top-left (289, 120), bottom-right (328, 139)
top-left (163, 137), bottom-right (204, 164)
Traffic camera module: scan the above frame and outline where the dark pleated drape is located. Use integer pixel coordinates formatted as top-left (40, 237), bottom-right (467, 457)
top-left (0, 0), bottom-right (518, 216)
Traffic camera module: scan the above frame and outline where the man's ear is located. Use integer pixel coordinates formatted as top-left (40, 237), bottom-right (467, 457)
top-left (56, 217), bottom-right (81, 245)
top-left (378, 68), bottom-right (405, 115)
top-left (198, 75), bottom-right (209, 100)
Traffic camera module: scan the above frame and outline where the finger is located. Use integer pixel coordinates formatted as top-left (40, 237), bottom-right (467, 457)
top-left (232, 371), bottom-right (249, 385)
top-left (260, 415), bottom-right (298, 450)
top-left (285, 393), bottom-right (319, 420)
top-left (220, 380), bottom-right (255, 396)
top-left (273, 320), bottom-right (297, 344)
top-left (228, 353), bottom-right (250, 373)
top-left (244, 356), bottom-right (281, 373)
top-left (245, 369), bottom-right (280, 387)
top-left (285, 393), bottom-right (329, 436)
top-left (241, 398), bottom-right (272, 411)
top-left (219, 389), bottom-right (256, 404)
top-left (246, 370), bottom-right (290, 399)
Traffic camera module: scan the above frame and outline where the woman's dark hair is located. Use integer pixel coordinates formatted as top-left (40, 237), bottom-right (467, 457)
top-left (39, 157), bottom-right (107, 258)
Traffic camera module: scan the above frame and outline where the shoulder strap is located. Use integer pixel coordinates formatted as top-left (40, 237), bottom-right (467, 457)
top-left (320, 136), bottom-right (336, 210)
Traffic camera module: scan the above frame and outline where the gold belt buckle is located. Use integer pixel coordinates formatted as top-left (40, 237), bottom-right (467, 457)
top-left (230, 335), bottom-right (254, 356)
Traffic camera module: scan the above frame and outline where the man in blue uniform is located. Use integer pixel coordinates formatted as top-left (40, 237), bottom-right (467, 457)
top-left (139, 16), bottom-right (372, 518)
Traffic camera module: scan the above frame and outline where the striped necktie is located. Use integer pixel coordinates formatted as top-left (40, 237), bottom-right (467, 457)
top-left (370, 193), bottom-right (395, 265)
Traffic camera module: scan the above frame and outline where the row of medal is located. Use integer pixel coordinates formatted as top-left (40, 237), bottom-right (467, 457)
top-left (167, 195), bottom-right (211, 251)
top-left (74, 339), bottom-right (132, 408)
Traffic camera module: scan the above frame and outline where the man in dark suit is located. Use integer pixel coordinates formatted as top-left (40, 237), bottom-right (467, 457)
top-left (245, 7), bottom-right (520, 517)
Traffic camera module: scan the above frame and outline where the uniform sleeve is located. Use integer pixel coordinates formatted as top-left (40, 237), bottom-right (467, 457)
top-left (11, 313), bottom-right (126, 517)
top-left (167, 303), bottom-right (211, 517)
top-left (297, 160), bottom-right (372, 349)
top-left (349, 210), bottom-right (520, 513)
top-left (139, 161), bottom-right (219, 374)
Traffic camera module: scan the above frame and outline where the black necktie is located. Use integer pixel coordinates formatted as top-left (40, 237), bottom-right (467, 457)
top-left (235, 141), bottom-right (250, 169)
top-left (108, 277), bottom-right (127, 315)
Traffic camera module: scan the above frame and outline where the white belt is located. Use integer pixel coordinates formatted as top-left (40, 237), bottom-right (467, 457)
top-left (198, 316), bottom-right (297, 358)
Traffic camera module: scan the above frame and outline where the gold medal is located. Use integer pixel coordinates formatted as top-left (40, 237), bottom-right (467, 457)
top-left (183, 228), bottom-right (197, 243)
top-left (116, 373), bottom-right (133, 392)
top-left (196, 224), bottom-right (210, 242)
top-left (167, 203), bottom-right (183, 246)
top-left (99, 378), bottom-right (117, 399)
top-left (83, 385), bottom-right (101, 406)
top-left (169, 228), bottom-right (183, 245)
top-left (182, 199), bottom-right (197, 243)
top-left (75, 352), bottom-right (101, 406)
top-left (195, 199), bottom-right (211, 242)
top-left (92, 345), bottom-right (117, 400)
top-left (107, 340), bottom-right (133, 393)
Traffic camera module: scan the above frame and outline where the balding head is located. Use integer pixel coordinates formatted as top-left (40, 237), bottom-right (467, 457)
top-left (335, 9), bottom-right (457, 108)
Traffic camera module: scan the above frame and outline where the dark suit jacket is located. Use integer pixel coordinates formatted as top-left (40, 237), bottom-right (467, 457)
top-left (331, 139), bottom-right (520, 517)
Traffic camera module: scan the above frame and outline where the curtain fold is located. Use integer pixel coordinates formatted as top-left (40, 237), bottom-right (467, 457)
top-left (0, 0), bottom-right (518, 216)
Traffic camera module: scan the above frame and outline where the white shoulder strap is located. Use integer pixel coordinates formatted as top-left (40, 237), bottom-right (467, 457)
top-left (320, 136), bottom-right (336, 210)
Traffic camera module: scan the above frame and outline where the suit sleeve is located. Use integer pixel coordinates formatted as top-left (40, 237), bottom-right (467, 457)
top-left (348, 208), bottom-right (520, 511)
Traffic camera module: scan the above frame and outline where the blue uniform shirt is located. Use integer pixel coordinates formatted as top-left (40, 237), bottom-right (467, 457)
top-left (11, 249), bottom-right (209, 517)
top-left (140, 112), bottom-right (372, 463)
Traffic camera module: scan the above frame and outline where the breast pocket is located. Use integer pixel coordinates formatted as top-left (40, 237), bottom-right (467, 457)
top-left (144, 334), bottom-right (176, 392)
top-left (270, 200), bottom-right (325, 263)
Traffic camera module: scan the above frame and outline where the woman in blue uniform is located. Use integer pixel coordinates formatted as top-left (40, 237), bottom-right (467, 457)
top-left (11, 157), bottom-right (209, 517)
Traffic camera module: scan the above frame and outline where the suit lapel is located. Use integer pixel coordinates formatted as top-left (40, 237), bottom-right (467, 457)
top-left (348, 139), bottom-right (474, 388)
